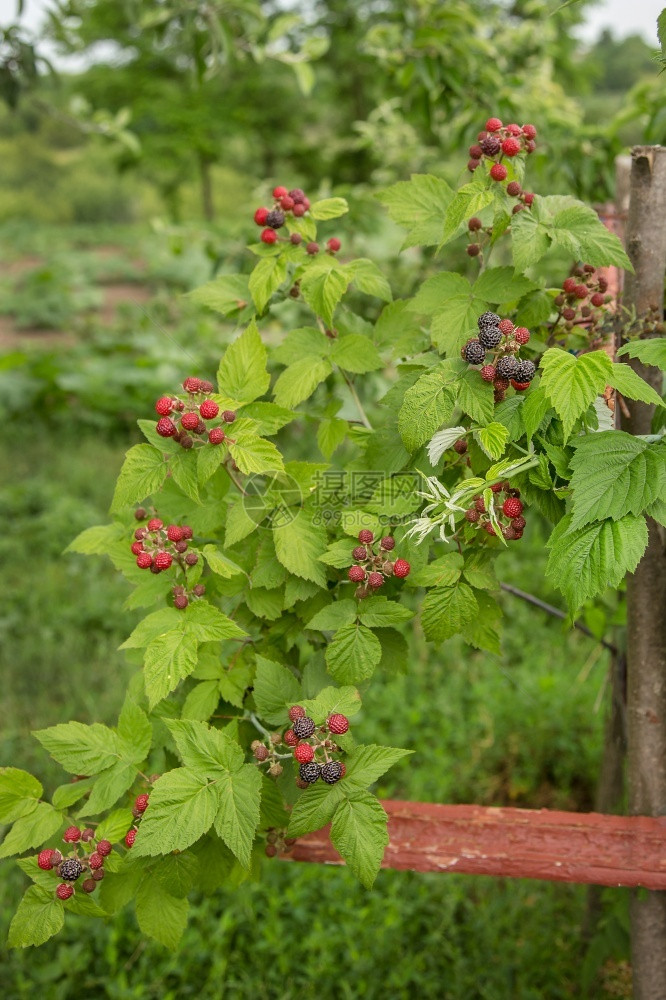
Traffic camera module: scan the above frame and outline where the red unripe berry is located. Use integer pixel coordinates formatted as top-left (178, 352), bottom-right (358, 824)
top-left (358, 529), bottom-right (374, 544)
top-left (134, 794), bottom-right (149, 814)
top-left (490, 163), bottom-right (507, 181)
top-left (154, 551), bottom-right (172, 570)
top-left (501, 137), bottom-right (521, 157)
top-left (290, 232), bottom-right (302, 245)
top-left (254, 207), bottom-right (269, 226)
top-left (174, 594), bottom-right (188, 609)
top-left (352, 545), bottom-right (367, 560)
top-left (522, 124), bottom-right (537, 139)
top-left (498, 318), bottom-right (514, 335)
top-left (465, 508), bottom-right (480, 523)
top-left (131, 541), bottom-right (144, 556)
top-left (469, 144), bottom-right (483, 159)
top-left (273, 186), bottom-right (288, 199)
top-left (494, 376), bottom-right (510, 391)
top-left (56, 884), bottom-right (74, 900)
top-left (484, 522), bottom-right (496, 535)
top-left (481, 364), bottom-right (496, 382)
top-left (223, 410), bottom-right (237, 423)
top-left (477, 130), bottom-right (488, 141)
top-left (512, 205), bottom-right (524, 215)
top-left (293, 203), bottom-right (306, 217)
top-left (367, 571), bottom-right (384, 589)
top-left (147, 518), bottom-right (163, 531)
top-left (185, 552), bottom-right (199, 566)
top-left (181, 411), bottom-right (199, 431)
top-left (485, 117), bottom-right (503, 132)
top-left (468, 217), bottom-right (482, 232)
top-left (475, 497), bottom-right (486, 513)
top-left (183, 376), bottom-right (201, 393)
top-left (294, 743), bottom-right (315, 764)
top-left (63, 826), bottom-right (81, 843)
top-left (306, 241), bottom-right (319, 255)
top-left (522, 192), bottom-right (534, 205)
top-left (514, 327), bottom-right (530, 344)
top-left (467, 244), bottom-right (480, 257)
top-left (489, 482), bottom-right (502, 494)
top-left (326, 237), bottom-right (341, 252)
top-left (327, 713), bottom-right (349, 735)
top-left (167, 524), bottom-right (183, 542)
top-left (506, 123), bottom-right (522, 136)
top-left (302, 197), bottom-right (310, 210)
top-left (453, 439), bottom-right (468, 454)
top-left (380, 536), bottom-right (395, 551)
top-left (124, 829), bottom-right (136, 849)
top-left (38, 849), bottom-right (56, 870)
top-left (136, 552), bottom-right (153, 569)
top-left (511, 380), bottom-right (530, 391)
top-left (280, 196), bottom-right (295, 210)
top-left (574, 284), bottom-right (588, 299)
top-left (503, 497), bottom-right (523, 518)
top-left (563, 307), bottom-right (576, 321)
top-left (88, 852), bottom-right (104, 870)
top-left (261, 228), bottom-right (278, 244)
top-left (181, 526), bottom-right (193, 540)
top-left (288, 705), bottom-right (306, 722)
top-left (156, 417), bottom-right (177, 438)
top-left (525, 140), bottom-right (536, 153)
top-left (591, 292), bottom-right (604, 307)
top-left (199, 380), bottom-right (214, 393)
top-left (155, 396), bottom-right (173, 416)
top-left (284, 729), bottom-right (299, 747)
top-left (199, 399), bottom-right (219, 420)
top-left (467, 159), bottom-right (480, 172)
top-left (348, 565), bottom-right (366, 583)
top-left (208, 428), bottom-right (225, 445)
top-left (512, 515), bottom-right (527, 530)
top-left (97, 840), bottom-right (112, 856)
top-left (506, 181), bottom-right (521, 197)
top-left (339, 763), bottom-right (347, 778)
top-left (393, 559), bottom-right (410, 579)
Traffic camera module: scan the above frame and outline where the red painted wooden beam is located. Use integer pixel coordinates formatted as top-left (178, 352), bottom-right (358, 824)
top-left (285, 800), bottom-right (666, 889)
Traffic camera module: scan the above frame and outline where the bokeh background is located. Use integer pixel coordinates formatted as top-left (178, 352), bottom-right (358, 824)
top-left (0, 1), bottom-right (663, 996)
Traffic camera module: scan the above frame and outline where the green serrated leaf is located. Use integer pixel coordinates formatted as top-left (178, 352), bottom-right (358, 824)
top-left (111, 445), bottom-right (168, 512)
top-left (330, 790), bottom-right (388, 889)
top-left (325, 624), bottom-right (381, 683)
top-left (273, 356), bottom-right (333, 409)
top-left (248, 255), bottom-right (288, 314)
top-left (569, 433), bottom-right (666, 527)
top-left (539, 348), bottom-right (612, 439)
top-left (213, 765), bottom-right (262, 869)
top-left (253, 656), bottom-right (301, 725)
top-left (8, 886), bottom-right (64, 948)
top-left (617, 339), bottom-right (666, 371)
top-left (133, 768), bottom-right (218, 856)
top-left (474, 422), bottom-right (509, 460)
top-left (306, 599), bottom-right (358, 631)
top-left (358, 597), bottom-right (413, 627)
top-left (135, 875), bottom-right (189, 948)
top-left (398, 365), bottom-right (460, 452)
top-left (607, 362), bottom-right (666, 408)
top-left (421, 582), bottom-right (478, 642)
top-left (217, 320), bottom-right (271, 404)
top-left (273, 515), bottom-right (327, 586)
top-left (376, 174), bottom-right (453, 249)
top-left (0, 768), bottom-right (43, 823)
top-left (309, 197), bottom-right (349, 220)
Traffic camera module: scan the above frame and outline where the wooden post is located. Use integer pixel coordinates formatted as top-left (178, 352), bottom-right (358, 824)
top-left (620, 145), bottom-right (666, 1000)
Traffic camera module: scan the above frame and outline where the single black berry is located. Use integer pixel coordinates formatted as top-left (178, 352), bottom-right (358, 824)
top-left (321, 761), bottom-right (344, 784)
top-left (478, 326), bottom-right (502, 349)
top-left (477, 311), bottom-right (501, 332)
top-left (265, 209), bottom-right (285, 230)
top-left (292, 716), bottom-right (316, 739)
top-left (462, 339), bottom-right (486, 365)
top-left (59, 859), bottom-right (83, 882)
top-left (495, 356), bottom-right (519, 379)
top-left (299, 762), bottom-right (321, 784)
top-left (515, 359), bottom-right (536, 382)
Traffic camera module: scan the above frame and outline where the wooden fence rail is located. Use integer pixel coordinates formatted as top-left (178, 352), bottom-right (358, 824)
top-left (286, 801), bottom-right (666, 889)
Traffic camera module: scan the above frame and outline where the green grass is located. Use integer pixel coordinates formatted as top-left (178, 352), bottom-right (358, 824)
top-left (0, 428), bottom-right (629, 998)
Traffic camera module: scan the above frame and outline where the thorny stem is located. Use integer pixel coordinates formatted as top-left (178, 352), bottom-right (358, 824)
top-left (499, 582), bottom-right (618, 654)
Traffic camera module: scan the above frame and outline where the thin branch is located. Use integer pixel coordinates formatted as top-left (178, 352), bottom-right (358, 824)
top-left (338, 366), bottom-right (373, 430)
top-left (499, 582), bottom-right (618, 655)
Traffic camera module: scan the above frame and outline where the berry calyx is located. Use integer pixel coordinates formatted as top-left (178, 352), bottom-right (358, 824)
top-left (288, 705), bottom-right (306, 722)
top-left (503, 497), bottom-right (524, 518)
top-left (124, 829), bottom-right (137, 849)
top-left (134, 793), bottom-right (149, 814)
top-left (327, 713), bottom-right (349, 735)
top-left (490, 163), bottom-right (508, 182)
top-left (156, 417), bottom-right (177, 438)
top-left (38, 849), bottom-right (56, 870)
top-left (199, 400), bottom-right (219, 420)
top-left (358, 529), bottom-right (374, 544)
top-left (393, 559), bottom-right (410, 578)
top-left (254, 207), bottom-right (269, 226)
top-left (348, 566), bottom-right (366, 583)
top-left (63, 826), bottom-right (81, 843)
top-left (261, 228), bottom-right (278, 244)
top-left (56, 883), bottom-right (74, 900)
top-left (294, 743), bottom-right (315, 764)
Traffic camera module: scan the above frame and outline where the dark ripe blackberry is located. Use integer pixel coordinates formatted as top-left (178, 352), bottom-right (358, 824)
top-left (478, 325), bottom-right (502, 349)
top-left (495, 356), bottom-right (519, 379)
top-left (321, 761), bottom-right (344, 784)
top-left (515, 359), bottom-right (536, 383)
top-left (298, 762), bottom-right (321, 784)
top-left (480, 135), bottom-right (501, 156)
top-left (477, 310), bottom-right (501, 332)
top-left (265, 209), bottom-right (285, 230)
top-left (59, 859), bottom-right (83, 882)
top-left (462, 339), bottom-right (486, 365)
top-left (292, 716), bottom-right (316, 739)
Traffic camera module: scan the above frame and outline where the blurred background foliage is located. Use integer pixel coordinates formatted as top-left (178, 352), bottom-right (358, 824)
top-left (0, 0), bottom-right (662, 996)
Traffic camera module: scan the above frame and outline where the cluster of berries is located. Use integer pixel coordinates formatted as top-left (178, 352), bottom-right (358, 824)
top-left (251, 706), bottom-right (350, 787)
top-left (467, 181), bottom-right (533, 255)
top-left (254, 184), bottom-right (341, 256)
top-left (124, 791), bottom-right (151, 850)
top-left (462, 312), bottom-right (536, 401)
top-left (467, 118), bottom-right (537, 183)
top-left (554, 265), bottom-right (612, 336)
top-left (132, 510), bottom-right (197, 572)
top-left (347, 530), bottom-right (411, 597)
top-left (464, 483), bottom-right (526, 540)
top-left (264, 828), bottom-right (297, 858)
top-left (155, 376), bottom-right (236, 448)
top-left (38, 825), bottom-right (114, 900)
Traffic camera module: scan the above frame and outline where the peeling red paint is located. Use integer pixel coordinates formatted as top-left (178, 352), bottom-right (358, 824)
top-left (285, 801), bottom-right (666, 889)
